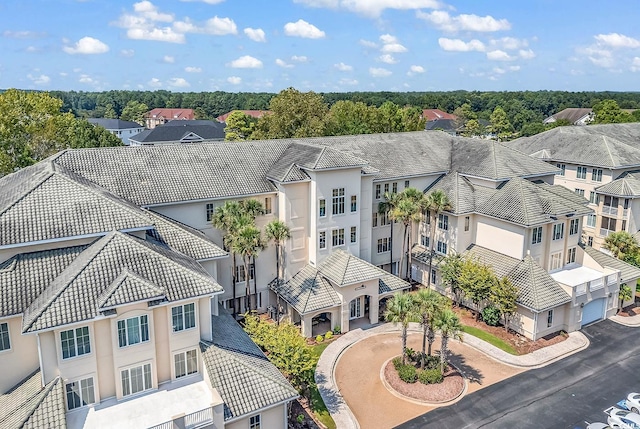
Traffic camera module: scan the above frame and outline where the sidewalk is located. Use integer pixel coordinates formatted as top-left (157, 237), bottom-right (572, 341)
top-left (315, 322), bottom-right (589, 429)
top-left (610, 312), bottom-right (640, 327)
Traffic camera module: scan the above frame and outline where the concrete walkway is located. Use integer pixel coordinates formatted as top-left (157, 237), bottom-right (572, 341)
top-left (610, 312), bottom-right (640, 327)
top-left (315, 322), bottom-right (589, 429)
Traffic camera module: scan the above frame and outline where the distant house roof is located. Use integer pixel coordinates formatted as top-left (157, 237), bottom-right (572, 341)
top-left (87, 118), bottom-right (144, 130)
top-left (422, 109), bottom-right (457, 121)
top-left (130, 120), bottom-right (225, 144)
top-left (426, 118), bottom-right (458, 132)
top-left (145, 108), bottom-right (194, 120)
top-left (216, 110), bottom-right (270, 122)
top-left (543, 108), bottom-right (593, 125)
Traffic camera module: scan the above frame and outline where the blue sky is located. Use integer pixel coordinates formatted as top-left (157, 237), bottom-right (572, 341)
top-left (2, 0), bottom-right (640, 93)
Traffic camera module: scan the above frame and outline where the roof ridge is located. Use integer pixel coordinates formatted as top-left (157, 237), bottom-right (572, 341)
top-left (516, 178), bottom-right (531, 225)
top-left (0, 164), bottom-right (55, 218)
top-left (97, 269), bottom-right (165, 309)
top-left (601, 135), bottom-right (616, 168)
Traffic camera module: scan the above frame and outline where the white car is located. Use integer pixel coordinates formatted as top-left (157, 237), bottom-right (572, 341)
top-left (626, 393), bottom-right (640, 414)
top-left (605, 407), bottom-right (640, 429)
top-left (587, 423), bottom-right (610, 429)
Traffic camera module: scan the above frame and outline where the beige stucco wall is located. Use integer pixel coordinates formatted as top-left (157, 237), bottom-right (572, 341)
top-left (0, 316), bottom-right (40, 393)
top-left (94, 318), bottom-right (116, 400)
top-left (475, 216), bottom-right (525, 259)
top-left (225, 403), bottom-right (288, 429)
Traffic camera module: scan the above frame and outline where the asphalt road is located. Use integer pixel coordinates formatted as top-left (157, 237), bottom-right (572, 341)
top-left (396, 320), bottom-right (640, 429)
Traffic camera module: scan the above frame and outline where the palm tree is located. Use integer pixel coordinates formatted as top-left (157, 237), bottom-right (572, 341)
top-left (378, 191), bottom-right (401, 274)
top-left (212, 201), bottom-right (242, 316)
top-left (265, 220), bottom-right (291, 324)
top-left (434, 308), bottom-right (463, 374)
top-left (619, 283), bottom-right (633, 313)
top-left (231, 224), bottom-right (265, 312)
top-left (604, 231), bottom-right (639, 260)
top-left (424, 189), bottom-right (451, 287)
top-left (413, 289), bottom-right (445, 369)
top-left (397, 187), bottom-right (426, 281)
top-left (384, 293), bottom-right (418, 364)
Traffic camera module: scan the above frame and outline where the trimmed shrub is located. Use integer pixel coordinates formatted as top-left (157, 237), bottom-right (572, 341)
top-left (422, 354), bottom-right (441, 370)
top-left (392, 357), bottom-right (403, 370)
top-left (418, 368), bottom-right (444, 384)
top-left (316, 334), bottom-right (324, 343)
top-left (397, 364), bottom-right (417, 383)
top-left (325, 331), bottom-right (333, 340)
top-left (297, 414), bottom-right (305, 424)
top-left (406, 348), bottom-right (416, 362)
top-left (333, 325), bottom-right (341, 335)
top-left (481, 305), bottom-right (501, 326)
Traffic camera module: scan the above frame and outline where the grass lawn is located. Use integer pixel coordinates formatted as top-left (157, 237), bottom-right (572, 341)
top-left (462, 325), bottom-right (518, 355)
top-left (309, 342), bottom-right (336, 429)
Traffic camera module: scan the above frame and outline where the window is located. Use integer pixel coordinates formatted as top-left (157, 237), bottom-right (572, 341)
top-left (206, 203), bottom-right (215, 222)
top-left (380, 211), bottom-right (390, 226)
top-left (420, 235), bottom-right (429, 247)
top-left (0, 323), bottom-right (10, 351)
top-left (438, 214), bottom-right (449, 231)
top-left (264, 197), bottom-right (272, 215)
top-left (61, 326), bottom-right (91, 359)
top-left (604, 195), bottom-right (619, 208)
top-left (350, 226), bottom-right (357, 243)
top-left (550, 252), bottom-right (562, 270)
top-left (121, 363), bottom-right (152, 397)
top-left (601, 216), bottom-right (617, 232)
top-left (175, 349), bottom-right (198, 378)
top-left (547, 310), bottom-right (554, 328)
top-left (350, 195), bottom-right (357, 212)
top-left (172, 303), bottom-right (196, 332)
top-left (567, 247), bottom-right (576, 264)
top-left (464, 216), bottom-right (470, 232)
top-left (569, 219), bottom-right (579, 235)
top-left (625, 198), bottom-right (631, 209)
top-left (623, 219), bottom-right (627, 231)
top-left (591, 169), bottom-right (603, 182)
top-left (436, 241), bottom-right (447, 255)
top-left (532, 226), bottom-right (542, 245)
top-left (372, 212), bottom-right (378, 228)
top-left (392, 182), bottom-right (398, 194)
top-left (66, 378), bottom-right (95, 410)
top-left (350, 298), bottom-right (361, 319)
top-left (375, 184), bottom-right (381, 199)
top-left (384, 183), bottom-right (389, 194)
top-left (319, 231), bottom-right (326, 249)
top-left (235, 264), bottom-right (255, 283)
top-left (575, 188), bottom-right (585, 197)
top-left (250, 415), bottom-right (261, 429)
top-left (404, 180), bottom-right (410, 189)
top-left (332, 188), bottom-right (345, 215)
top-left (117, 315), bottom-right (149, 347)
top-left (552, 223), bottom-right (564, 240)
top-left (556, 163), bottom-right (565, 176)
top-left (332, 228), bottom-right (345, 246)
top-left (424, 210), bottom-right (431, 224)
top-left (319, 199), bottom-right (326, 217)
top-left (577, 166), bottom-right (587, 179)
top-left (586, 214), bottom-right (596, 227)
top-left (431, 269), bottom-right (437, 285)
top-left (377, 237), bottom-right (390, 253)
top-left (589, 191), bottom-right (597, 205)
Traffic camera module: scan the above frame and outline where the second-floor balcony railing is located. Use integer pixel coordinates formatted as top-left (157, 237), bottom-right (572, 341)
top-left (602, 206), bottom-right (618, 216)
top-left (600, 228), bottom-right (614, 238)
top-left (576, 283), bottom-right (587, 295)
top-left (148, 406), bottom-right (217, 429)
top-left (607, 274), bottom-right (618, 285)
top-left (589, 278), bottom-right (604, 291)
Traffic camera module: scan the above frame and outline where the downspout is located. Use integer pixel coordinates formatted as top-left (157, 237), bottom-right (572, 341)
top-left (36, 333), bottom-right (45, 387)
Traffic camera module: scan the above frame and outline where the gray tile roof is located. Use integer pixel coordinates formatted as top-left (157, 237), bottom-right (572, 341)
top-left (319, 249), bottom-right (388, 286)
top-left (410, 245), bottom-right (445, 267)
top-left (201, 306), bottom-right (298, 421)
top-left (0, 371), bottom-right (66, 429)
top-left (595, 170), bottom-right (640, 197)
top-left (130, 120), bottom-right (225, 144)
top-left (270, 265), bottom-right (342, 315)
top-left (87, 118), bottom-right (143, 130)
top-left (22, 231), bottom-right (222, 333)
top-left (513, 123), bottom-right (640, 169)
top-left (580, 243), bottom-right (640, 284)
top-left (0, 245), bottom-right (89, 318)
top-left (97, 270), bottom-right (166, 310)
top-left (379, 273), bottom-right (411, 295)
top-left (464, 244), bottom-right (571, 312)
top-left (545, 108), bottom-right (593, 124)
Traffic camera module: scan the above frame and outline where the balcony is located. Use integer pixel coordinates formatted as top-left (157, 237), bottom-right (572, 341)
top-left (602, 206), bottom-right (618, 216)
top-left (589, 278), bottom-right (604, 292)
top-left (600, 228), bottom-right (614, 238)
top-left (607, 274), bottom-right (618, 285)
top-left (576, 283), bottom-right (587, 295)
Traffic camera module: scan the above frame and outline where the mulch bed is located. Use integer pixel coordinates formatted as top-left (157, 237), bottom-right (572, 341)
top-left (289, 399), bottom-right (322, 429)
top-left (452, 307), bottom-right (567, 355)
top-left (383, 359), bottom-right (464, 403)
top-left (617, 300), bottom-right (640, 317)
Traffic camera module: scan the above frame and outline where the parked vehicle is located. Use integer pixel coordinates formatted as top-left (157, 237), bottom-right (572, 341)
top-left (586, 422), bottom-right (610, 429)
top-left (604, 407), bottom-right (640, 429)
top-left (625, 393), bottom-right (640, 414)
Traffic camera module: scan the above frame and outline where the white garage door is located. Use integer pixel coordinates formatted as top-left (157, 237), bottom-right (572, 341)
top-left (582, 298), bottom-right (605, 327)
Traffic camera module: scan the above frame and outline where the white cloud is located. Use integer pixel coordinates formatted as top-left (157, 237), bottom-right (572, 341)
top-left (185, 66), bottom-right (202, 73)
top-left (78, 74), bottom-right (95, 84)
top-left (167, 77), bottom-right (190, 87)
top-left (59, 72), bottom-right (68, 77)
top-left (594, 33), bottom-right (640, 49)
top-left (369, 67), bottom-right (392, 77)
top-left (509, 65), bottom-right (521, 71)
top-left (380, 34), bottom-right (398, 44)
top-left (121, 49), bottom-right (135, 57)
top-left (3, 30), bottom-right (45, 39)
top-left (229, 55), bottom-right (263, 68)
top-left (27, 73), bottom-right (50, 85)
top-left (334, 62), bottom-right (353, 71)
top-left (204, 16), bottom-right (237, 35)
top-left (163, 55), bottom-right (175, 63)
top-left (438, 38), bottom-right (485, 52)
top-left (379, 34), bottom-right (407, 53)
top-left (417, 10), bottom-right (511, 33)
top-left (490, 37), bottom-right (528, 50)
top-left (359, 39), bottom-right (377, 48)
top-left (227, 76), bottom-right (242, 85)
top-left (493, 67), bottom-right (506, 74)
top-left (63, 36), bottom-right (109, 54)
top-left (338, 78), bottom-right (358, 85)
top-left (407, 65), bottom-right (425, 76)
top-left (580, 46), bottom-right (614, 68)
top-left (284, 19), bottom-right (325, 39)
top-left (291, 55), bottom-right (308, 62)
top-left (148, 77), bottom-right (162, 87)
top-left (244, 27), bottom-right (266, 42)
top-left (133, 1), bottom-right (173, 22)
top-left (179, 0), bottom-right (226, 4)
top-left (25, 46), bottom-right (41, 53)
top-left (486, 49), bottom-right (516, 61)
top-left (127, 27), bottom-right (185, 43)
top-left (519, 49), bottom-right (535, 59)
top-left (114, 2), bottom-right (184, 43)
top-left (379, 54), bottom-right (397, 64)
top-left (631, 57), bottom-right (640, 72)
top-left (276, 58), bottom-right (294, 68)
top-left (293, 0), bottom-right (441, 18)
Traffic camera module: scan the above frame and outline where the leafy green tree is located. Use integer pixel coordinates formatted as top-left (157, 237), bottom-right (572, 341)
top-left (120, 100), bottom-right (148, 125)
top-left (489, 106), bottom-right (513, 141)
top-left (423, 189), bottom-right (451, 287)
top-left (384, 293), bottom-right (419, 364)
top-left (604, 231), bottom-right (639, 260)
top-left (104, 104), bottom-right (118, 119)
top-left (325, 100), bottom-right (377, 135)
top-left (392, 187), bottom-right (427, 279)
top-left (439, 252), bottom-right (465, 306)
top-left (413, 289), bottom-right (446, 368)
top-left (232, 225), bottom-right (265, 311)
top-left (619, 283), bottom-right (633, 312)
top-left (462, 119), bottom-right (482, 137)
top-left (459, 258), bottom-right (495, 320)
top-left (434, 308), bottom-right (463, 374)
top-left (490, 276), bottom-right (518, 331)
top-left (265, 220), bottom-right (291, 324)
top-left (593, 99), bottom-right (633, 124)
top-left (519, 122), bottom-right (547, 137)
top-left (224, 110), bottom-right (258, 141)
top-left (212, 201), bottom-right (243, 314)
top-left (251, 88), bottom-right (328, 139)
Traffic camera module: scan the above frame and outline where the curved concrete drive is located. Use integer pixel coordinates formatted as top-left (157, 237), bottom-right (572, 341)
top-left (315, 322), bottom-right (590, 429)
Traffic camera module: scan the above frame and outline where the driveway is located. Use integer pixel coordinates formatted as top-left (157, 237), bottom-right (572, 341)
top-left (397, 320), bottom-right (640, 429)
top-left (334, 331), bottom-right (523, 429)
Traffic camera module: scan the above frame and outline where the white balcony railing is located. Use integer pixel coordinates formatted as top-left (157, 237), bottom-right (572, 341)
top-left (185, 407), bottom-right (214, 429)
top-left (602, 206), bottom-right (618, 216)
top-left (600, 228), bottom-right (614, 238)
top-left (148, 422), bottom-right (174, 429)
top-left (576, 283), bottom-right (587, 295)
top-left (589, 278), bottom-right (604, 291)
top-left (607, 274), bottom-right (618, 285)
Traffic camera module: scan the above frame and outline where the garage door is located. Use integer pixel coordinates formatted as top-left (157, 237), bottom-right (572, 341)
top-left (582, 298), bottom-right (605, 327)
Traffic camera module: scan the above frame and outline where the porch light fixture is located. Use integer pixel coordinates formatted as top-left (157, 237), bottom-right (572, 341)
top-left (355, 285), bottom-right (366, 291)
top-left (580, 303), bottom-right (585, 308)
